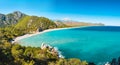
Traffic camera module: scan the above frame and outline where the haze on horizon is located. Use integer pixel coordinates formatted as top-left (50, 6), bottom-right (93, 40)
top-left (0, 0), bottom-right (120, 26)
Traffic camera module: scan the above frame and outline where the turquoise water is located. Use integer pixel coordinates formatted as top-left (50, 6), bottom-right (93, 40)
top-left (19, 26), bottom-right (120, 64)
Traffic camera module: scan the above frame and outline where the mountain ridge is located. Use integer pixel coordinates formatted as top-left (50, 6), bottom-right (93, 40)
top-left (0, 11), bottom-right (25, 27)
top-left (0, 11), bottom-right (104, 27)
top-left (54, 20), bottom-right (104, 26)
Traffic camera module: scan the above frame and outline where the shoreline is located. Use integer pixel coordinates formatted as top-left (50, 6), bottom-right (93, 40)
top-left (12, 26), bottom-right (84, 43)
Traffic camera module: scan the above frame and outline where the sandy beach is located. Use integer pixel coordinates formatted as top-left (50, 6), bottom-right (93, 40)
top-left (12, 27), bottom-right (82, 43)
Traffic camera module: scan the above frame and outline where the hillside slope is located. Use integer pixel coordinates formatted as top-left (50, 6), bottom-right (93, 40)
top-left (15, 16), bottom-right (57, 33)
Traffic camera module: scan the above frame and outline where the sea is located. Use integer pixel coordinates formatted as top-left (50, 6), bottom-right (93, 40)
top-left (19, 26), bottom-right (120, 65)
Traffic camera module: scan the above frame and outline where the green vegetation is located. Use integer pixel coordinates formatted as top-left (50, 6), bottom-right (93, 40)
top-left (15, 16), bottom-right (57, 33)
top-left (0, 11), bottom-right (106, 65)
top-left (0, 15), bottom-right (62, 43)
top-left (0, 42), bottom-right (88, 65)
top-left (0, 12), bottom-right (89, 65)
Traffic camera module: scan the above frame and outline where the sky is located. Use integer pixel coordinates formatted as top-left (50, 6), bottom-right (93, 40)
top-left (0, 0), bottom-right (120, 25)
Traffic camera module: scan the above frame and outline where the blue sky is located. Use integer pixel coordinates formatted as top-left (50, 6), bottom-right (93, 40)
top-left (0, 0), bottom-right (120, 25)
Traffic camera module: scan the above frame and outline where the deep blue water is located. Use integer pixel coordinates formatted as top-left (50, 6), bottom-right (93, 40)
top-left (19, 26), bottom-right (120, 64)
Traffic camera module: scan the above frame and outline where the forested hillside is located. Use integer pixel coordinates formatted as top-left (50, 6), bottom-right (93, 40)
top-left (0, 11), bottom-right (105, 65)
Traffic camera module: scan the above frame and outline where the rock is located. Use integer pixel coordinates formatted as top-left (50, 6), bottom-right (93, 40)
top-left (40, 43), bottom-right (64, 58)
top-left (0, 11), bottom-right (25, 27)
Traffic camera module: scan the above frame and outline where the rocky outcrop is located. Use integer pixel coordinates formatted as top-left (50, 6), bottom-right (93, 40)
top-left (0, 11), bottom-right (25, 27)
top-left (0, 14), bottom-right (6, 27)
top-left (41, 43), bottom-right (64, 58)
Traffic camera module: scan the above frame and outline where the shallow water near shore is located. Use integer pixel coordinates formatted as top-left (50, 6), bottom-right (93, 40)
top-left (19, 26), bottom-right (120, 64)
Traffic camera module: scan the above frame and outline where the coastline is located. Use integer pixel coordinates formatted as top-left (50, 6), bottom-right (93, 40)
top-left (12, 26), bottom-right (84, 43)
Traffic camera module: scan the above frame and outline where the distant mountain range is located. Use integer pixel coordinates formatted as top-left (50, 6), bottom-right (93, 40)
top-left (0, 11), bottom-right (104, 27)
top-left (54, 20), bottom-right (104, 27)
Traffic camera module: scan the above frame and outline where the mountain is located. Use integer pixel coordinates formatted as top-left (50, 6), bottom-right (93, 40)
top-left (0, 11), bottom-right (66, 29)
top-left (54, 20), bottom-right (67, 27)
top-left (54, 20), bottom-right (104, 27)
top-left (15, 16), bottom-right (57, 33)
top-left (0, 11), bottom-right (25, 27)
top-left (0, 11), bottom-right (104, 28)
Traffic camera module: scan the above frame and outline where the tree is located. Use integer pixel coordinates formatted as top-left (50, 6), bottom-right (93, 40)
top-left (56, 58), bottom-right (67, 65)
top-left (11, 44), bottom-right (24, 60)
